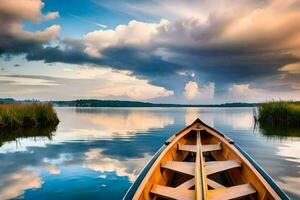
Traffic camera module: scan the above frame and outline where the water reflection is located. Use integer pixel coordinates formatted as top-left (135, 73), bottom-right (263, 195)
top-left (259, 125), bottom-right (300, 138)
top-left (0, 108), bottom-right (177, 200)
top-left (276, 142), bottom-right (300, 198)
top-left (75, 108), bottom-right (174, 137)
top-left (0, 170), bottom-right (42, 200)
top-left (84, 148), bottom-right (152, 181)
top-left (0, 125), bottom-right (56, 147)
top-left (0, 107), bottom-right (299, 200)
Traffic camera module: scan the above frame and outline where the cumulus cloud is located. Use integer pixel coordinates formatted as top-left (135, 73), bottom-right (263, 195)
top-left (83, 19), bottom-right (168, 57)
top-left (229, 84), bottom-right (253, 94)
top-left (225, 83), bottom-right (264, 102)
top-left (26, 1), bottom-right (300, 93)
top-left (199, 82), bottom-right (215, 99)
top-left (1, 0), bottom-right (300, 102)
top-left (0, 0), bottom-right (60, 55)
top-left (228, 84), bottom-right (262, 99)
top-left (184, 81), bottom-right (215, 101)
top-left (0, 0), bottom-right (45, 22)
top-left (184, 81), bottom-right (199, 99)
top-left (226, 83), bottom-right (300, 102)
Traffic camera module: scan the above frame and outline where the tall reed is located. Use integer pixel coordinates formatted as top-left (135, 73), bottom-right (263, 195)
top-left (255, 101), bottom-right (300, 128)
top-left (0, 103), bottom-right (59, 129)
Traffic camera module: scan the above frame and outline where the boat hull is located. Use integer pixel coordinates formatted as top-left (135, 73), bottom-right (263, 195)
top-left (123, 119), bottom-right (289, 200)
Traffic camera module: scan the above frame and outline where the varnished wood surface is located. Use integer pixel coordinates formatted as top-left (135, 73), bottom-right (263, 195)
top-left (131, 119), bottom-right (282, 200)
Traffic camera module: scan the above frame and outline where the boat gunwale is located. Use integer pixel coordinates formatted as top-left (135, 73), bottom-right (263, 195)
top-left (123, 145), bottom-right (167, 200)
top-left (234, 144), bottom-right (289, 200)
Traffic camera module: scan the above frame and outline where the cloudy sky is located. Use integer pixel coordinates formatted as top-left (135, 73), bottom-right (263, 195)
top-left (0, 0), bottom-right (300, 103)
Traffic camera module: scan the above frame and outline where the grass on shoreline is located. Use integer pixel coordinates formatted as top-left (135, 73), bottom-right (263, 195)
top-left (255, 101), bottom-right (300, 128)
top-left (0, 103), bottom-right (59, 129)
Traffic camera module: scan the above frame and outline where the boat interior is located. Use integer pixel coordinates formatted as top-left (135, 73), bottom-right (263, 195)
top-left (134, 121), bottom-right (280, 200)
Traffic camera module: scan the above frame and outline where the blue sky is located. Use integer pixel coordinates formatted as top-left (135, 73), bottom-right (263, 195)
top-left (0, 0), bottom-right (300, 103)
top-left (36, 0), bottom-right (138, 37)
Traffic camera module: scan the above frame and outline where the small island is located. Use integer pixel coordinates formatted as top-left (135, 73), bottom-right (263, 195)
top-left (0, 102), bottom-right (59, 130)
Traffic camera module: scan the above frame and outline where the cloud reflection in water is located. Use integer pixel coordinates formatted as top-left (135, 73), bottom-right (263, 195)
top-left (0, 107), bottom-right (299, 199)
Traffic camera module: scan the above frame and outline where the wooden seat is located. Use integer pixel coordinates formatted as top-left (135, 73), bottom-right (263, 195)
top-left (176, 178), bottom-right (195, 189)
top-left (177, 178), bottom-right (225, 190)
top-left (178, 144), bottom-right (221, 153)
top-left (162, 160), bottom-right (241, 176)
top-left (206, 160), bottom-right (241, 175)
top-left (161, 161), bottom-right (194, 175)
top-left (150, 184), bottom-right (194, 200)
top-left (207, 183), bottom-right (256, 200)
top-left (207, 179), bottom-right (225, 189)
top-left (151, 183), bottom-right (255, 200)
top-left (126, 119), bottom-right (285, 200)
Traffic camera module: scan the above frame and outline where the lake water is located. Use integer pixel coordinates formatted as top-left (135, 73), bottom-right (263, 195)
top-left (0, 107), bottom-right (299, 200)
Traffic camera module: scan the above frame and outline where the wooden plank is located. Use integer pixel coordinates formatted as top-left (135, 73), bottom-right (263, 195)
top-left (176, 178), bottom-right (195, 189)
top-left (179, 144), bottom-right (221, 153)
top-left (161, 161), bottom-right (194, 175)
top-left (207, 179), bottom-right (225, 189)
top-left (132, 121), bottom-right (198, 199)
top-left (206, 160), bottom-right (241, 175)
top-left (150, 185), bottom-right (195, 200)
top-left (162, 160), bottom-right (240, 176)
top-left (178, 144), bottom-right (196, 152)
top-left (203, 144), bottom-right (221, 152)
top-left (197, 122), bottom-right (281, 199)
top-left (176, 178), bottom-right (224, 190)
top-left (132, 119), bottom-right (280, 200)
top-left (207, 183), bottom-right (256, 200)
top-left (195, 130), bottom-right (207, 200)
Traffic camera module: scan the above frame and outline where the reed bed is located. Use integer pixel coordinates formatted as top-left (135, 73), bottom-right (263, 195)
top-left (0, 103), bottom-right (59, 129)
top-left (255, 101), bottom-right (300, 128)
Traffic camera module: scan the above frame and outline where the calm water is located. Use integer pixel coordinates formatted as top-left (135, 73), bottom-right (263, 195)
top-left (0, 107), bottom-right (299, 200)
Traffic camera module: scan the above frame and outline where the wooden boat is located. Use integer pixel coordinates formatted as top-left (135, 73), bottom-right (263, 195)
top-left (123, 119), bottom-right (289, 200)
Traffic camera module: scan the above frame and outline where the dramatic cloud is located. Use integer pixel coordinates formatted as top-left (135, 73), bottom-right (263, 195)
top-left (83, 19), bottom-right (168, 58)
top-left (29, 1), bottom-right (300, 85)
top-left (0, 0), bottom-right (60, 55)
top-left (280, 62), bottom-right (300, 74)
top-left (1, 0), bottom-right (300, 102)
top-left (0, 0), bottom-right (45, 22)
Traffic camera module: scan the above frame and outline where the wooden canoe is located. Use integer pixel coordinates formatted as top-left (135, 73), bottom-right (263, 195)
top-left (123, 119), bottom-right (289, 200)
